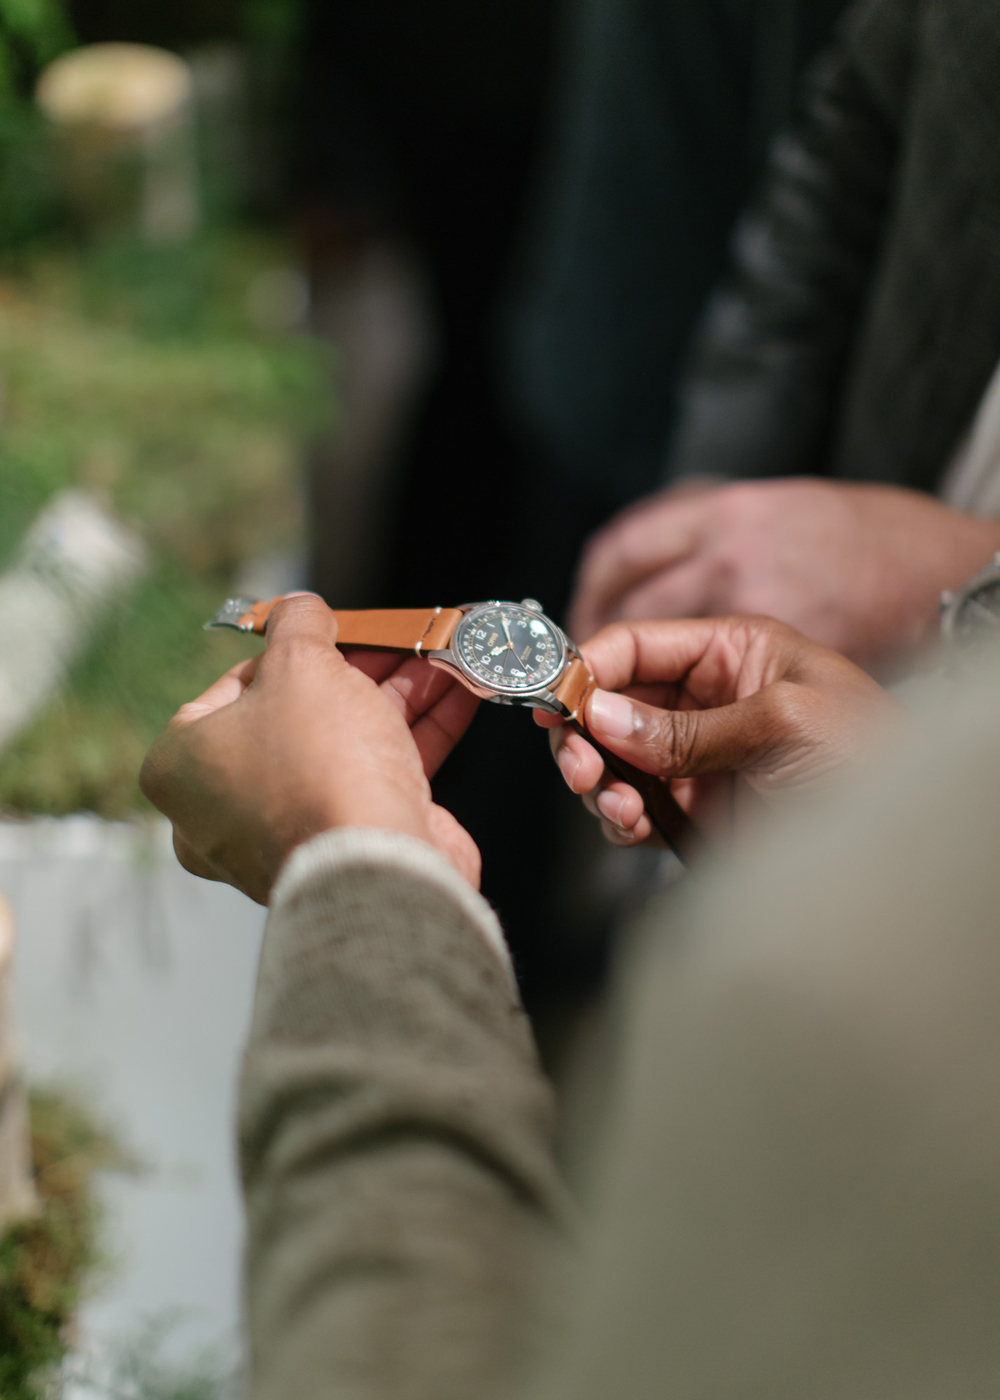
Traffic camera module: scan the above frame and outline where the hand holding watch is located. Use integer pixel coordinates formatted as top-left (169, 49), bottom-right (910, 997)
top-left (208, 594), bottom-right (696, 860)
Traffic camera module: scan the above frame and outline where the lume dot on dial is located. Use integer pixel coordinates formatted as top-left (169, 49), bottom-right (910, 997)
top-left (455, 603), bottom-right (565, 694)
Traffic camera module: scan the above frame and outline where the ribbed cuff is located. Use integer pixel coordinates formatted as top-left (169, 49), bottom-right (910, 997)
top-left (272, 828), bottom-right (515, 989)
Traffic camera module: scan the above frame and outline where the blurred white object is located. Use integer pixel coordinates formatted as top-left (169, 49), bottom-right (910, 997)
top-left (2, 815), bottom-right (261, 1380)
top-left (37, 43), bottom-right (192, 128)
top-left (0, 489), bottom-right (145, 753)
top-left (36, 43), bottom-right (198, 242)
top-left (0, 894), bottom-right (37, 1233)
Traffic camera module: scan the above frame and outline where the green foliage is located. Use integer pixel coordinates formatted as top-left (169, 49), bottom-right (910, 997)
top-left (242, 0), bottom-right (304, 49)
top-left (0, 1089), bottom-right (123, 1400)
top-left (0, 569), bottom-right (259, 817)
top-left (0, 0), bottom-right (73, 94)
top-left (0, 231), bottom-right (328, 815)
top-left (0, 99), bottom-right (64, 249)
top-left (0, 238), bottom-right (326, 576)
top-left (0, 0), bottom-right (73, 247)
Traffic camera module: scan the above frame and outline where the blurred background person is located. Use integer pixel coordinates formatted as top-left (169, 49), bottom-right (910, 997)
top-left (287, 0), bottom-right (854, 1017)
top-left (506, 0), bottom-right (847, 586)
top-left (569, 0), bottom-right (1000, 680)
top-left (291, 0), bottom-right (557, 612)
top-left (288, 0), bottom-right (557, 613)
top-left (287, 0), bottom-right (579, 1019)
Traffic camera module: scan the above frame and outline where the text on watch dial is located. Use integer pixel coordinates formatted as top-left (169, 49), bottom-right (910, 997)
top-left (456, 605), bottom-right (563, 693)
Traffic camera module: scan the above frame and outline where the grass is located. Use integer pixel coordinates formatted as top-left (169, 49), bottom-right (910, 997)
top-left (0, 1089), bottom-right (125, 1400)
top-left (0, 568), bottom-right (260, 816)
top-left (0, 231), bottom-right (326, 815)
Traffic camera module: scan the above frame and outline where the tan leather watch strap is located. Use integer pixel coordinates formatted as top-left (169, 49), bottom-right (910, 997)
top-left (215, 596), bottom-right (696, 863)
top-left (229, 597), bottom-right (462, 652)
top-left (551, 654), bottom-right (597, 721)
top-left (555, 658), bottom-right (697, 861)
top-left (334, 607), bottom-right (463, 652)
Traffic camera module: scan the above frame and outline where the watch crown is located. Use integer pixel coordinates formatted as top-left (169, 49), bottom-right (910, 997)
top-left (521, 597), bottom-right (543, 612)
top-left (940, 590), bottom-right (954, 611)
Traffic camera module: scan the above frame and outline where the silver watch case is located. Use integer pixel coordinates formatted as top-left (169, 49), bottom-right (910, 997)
top-left (427, 599), bottom-right (577, 715)
top-left (940, 552), bottom-right (1000, 651)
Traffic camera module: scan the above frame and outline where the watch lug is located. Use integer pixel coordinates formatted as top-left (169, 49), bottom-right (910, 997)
top-left (427, 649), bottom-right (464, 680)
top-left (521, 688), bottom-right (561, 715)
top-left (428, 650), bottom-right (497, 700)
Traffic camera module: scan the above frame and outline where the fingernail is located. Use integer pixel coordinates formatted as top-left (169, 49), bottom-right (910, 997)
top-left (588, 690), bottom-right (635, 740)
top-left (557, 744), bottom-right (581, 789)
top-left (597, 789), bottom-right (625, 826)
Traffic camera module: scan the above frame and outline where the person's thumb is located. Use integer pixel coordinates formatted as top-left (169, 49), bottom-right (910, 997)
top-left (585, 687), bottom-right (789, 781)
top-left (263, 592), bottom-right (340, 651)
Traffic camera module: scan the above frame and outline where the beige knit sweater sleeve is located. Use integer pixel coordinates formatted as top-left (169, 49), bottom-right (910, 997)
top-left (238, 828), bottom-right (570, 1400)
top-left (238, 662), bottom-right (1000, 1400)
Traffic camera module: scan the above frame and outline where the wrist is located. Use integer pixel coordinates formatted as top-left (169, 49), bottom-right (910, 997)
top-left (274, 794), bottom-right (435, 865)
top-left (270, 827), bottom-right (512, 984)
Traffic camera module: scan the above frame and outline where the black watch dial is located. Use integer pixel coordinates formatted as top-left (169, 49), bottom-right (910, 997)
top-left (454, 602), bottom-right (565, 695)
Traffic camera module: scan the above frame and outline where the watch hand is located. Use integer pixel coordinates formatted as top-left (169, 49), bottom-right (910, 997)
top-left (500, 647), bottom-right (529, 677)
top-left (501, 617), bottom-right (531, 672)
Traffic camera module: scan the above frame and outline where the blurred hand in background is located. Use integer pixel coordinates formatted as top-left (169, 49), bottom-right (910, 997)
top-left (568, 479), bottom-right (1000, 673)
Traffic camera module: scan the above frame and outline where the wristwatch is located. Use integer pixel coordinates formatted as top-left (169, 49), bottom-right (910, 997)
top-left (940, 552), bottom-right (1000, 651)
top-left (208, 594), bottom-right (695, 860)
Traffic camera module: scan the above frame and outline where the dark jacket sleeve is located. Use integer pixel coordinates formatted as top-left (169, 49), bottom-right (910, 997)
top-left (665, 0), bottom-right (918, 483)
top-left (238, 830), bottom-right (570, 1400)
